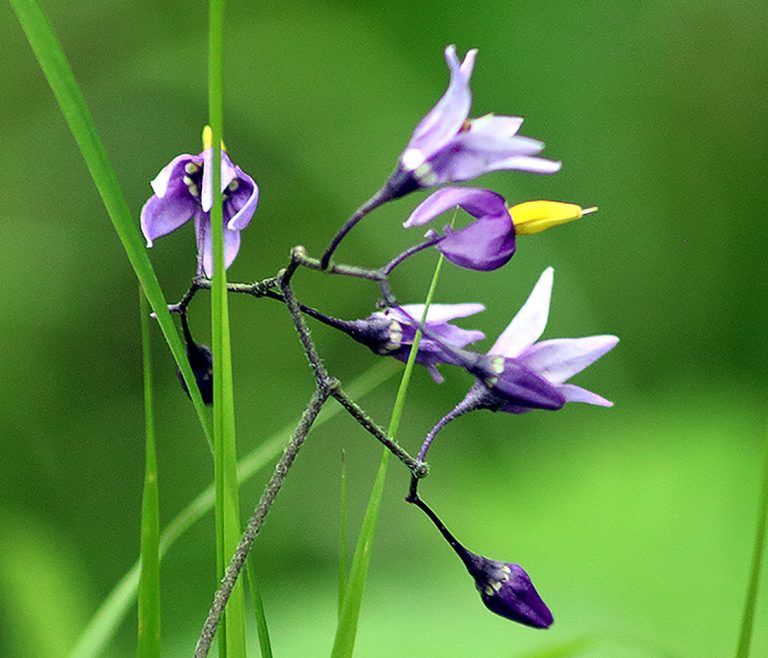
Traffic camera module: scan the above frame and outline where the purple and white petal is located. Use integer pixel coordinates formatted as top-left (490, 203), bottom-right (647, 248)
top-left (558, 383), bottom-right (614, 407)
top-left (428, 132), bottom-right (560, 183)
top-left (141, 190), bottom-right (197, 247)
top-left (150, 154), bottom-right (200, 198)
top-left (467, 114), bottom-right (524, 139)
top-left (225, 168), bottom-right (259, 230)
top-left (404, 46), bottom-right (477, 162)
top-left (404, 187), bottom-right (508, 228)
top-left (486, 155), bottom-right (562, 175)
top-left (198, 219), bottom-right (242, 277)
top-left (518, 335), bottom-right (619, 384)
top-left (437, 217), bottom-right (515, 271)
top-left (396, 302), bottom-right (486, 324)
top-left (428, 325), bottom-right (485, 348)
top-left (491, 358), bottom-right (565, 411)
top-left (201, 149), bottom-right (238, 213)
top-left (426, 364), bottom-right (445, 384)
top-left (490, 267), bottom-right (554, 357)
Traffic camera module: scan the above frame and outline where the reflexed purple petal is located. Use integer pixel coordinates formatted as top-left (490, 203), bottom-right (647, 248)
top-left (140, 191), bottom-right (197, 247)
top-left (198, 217), bottom-right (242, 277)
top-left (223, 225), bottom-right (242, 269)
top-left (455, 131), bottom-right (545, 157)
top-left (489, 155), bottom-right (562, 175)
top-left (519, 335), bottom-right (619, 383)
top-left (150, 154), bottom-right (200, 198)
top-left (438, 216), bottom-right (515, 271)
top-left (559, 383), bottom-right (613, 407)
top-left (467, 114), bottom-right (524, 138)
top-left (405, 46), bottom-right (477, 158)
top-left (225, 168), bottom-right (259, 230)
top-left (404, 187), bottom-right (508, 228)
top-left (428, 132), bottom-right (559, 183)
top-left (396, 302), bottom-right (486, 324)
top-left (490, 267), bottom-right (554, 357)
top-left (430, 325), bottom-right (485, 348)
top-left (427, 365), bottom-right (445, 384)
top-left (201, 149), bottom-right (238, 212)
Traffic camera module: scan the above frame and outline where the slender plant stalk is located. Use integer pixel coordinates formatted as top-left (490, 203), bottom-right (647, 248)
top-left (137, 290), bottom-right (161, 658)
top-left (208, 0), bottom-right (247, 655)
top-left (736, 422), bottom-right (768, 657)
top-left (9, 0), bottom-right (213, 451)
top-left (195, 388), bottom-right (332, 657)
top-left (339, 450), bottom-right (348, 617)
top-left (68, 362), bottom-right (395, 658)
top-left (331, 251), bottom-right (447, 657)
top-left (245, 560), bottom-right (273, 658)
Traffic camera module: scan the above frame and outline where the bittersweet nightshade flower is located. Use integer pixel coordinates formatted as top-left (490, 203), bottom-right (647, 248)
top-left (141, 127), bottom-right (259, 276)
top-left (408, 494), bottom-right (553, 628)
top-left (466, 266), bottom-right (618, 412)
top-left (395, 46), bottom-right (561, 191)
top-left (320, 45), bottom-right (559, 269)
top-left (413, 267), bottom-right (617, 464)
top-left (401, 187), bottom-right (595, 271)
top-left (309, 303), bottom-right (485, 383)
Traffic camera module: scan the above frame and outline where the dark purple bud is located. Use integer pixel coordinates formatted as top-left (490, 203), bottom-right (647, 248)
top-left (176, 314), bottom-right (213, 405)
top-left (408, 494), bottom-right (553, 629)
top-left (463, 553), bottom-right (553, 628)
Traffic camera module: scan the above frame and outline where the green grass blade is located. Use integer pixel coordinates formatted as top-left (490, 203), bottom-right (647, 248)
top-left (208, 0), bottom-right (247, 655)
top-left (68, 361), bottom-right (395, 658)
top-left (736, 421), bottom-right (768, 657)
top-left (137, 289), bottom-right (161, 658)
top-left (9, 0), bottom-right (213, 451)
top-left (338, 450), bottom-right (348, 618)
top-left (331, 252), bottom-right (447, 658)
top-left (245, 559), bottom-right (273, 658)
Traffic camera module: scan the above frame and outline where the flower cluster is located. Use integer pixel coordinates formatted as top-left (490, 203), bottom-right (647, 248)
top-left (313, 46), bottom-right (616, 626)
top-left (143, 45), bottom-right (617, 637)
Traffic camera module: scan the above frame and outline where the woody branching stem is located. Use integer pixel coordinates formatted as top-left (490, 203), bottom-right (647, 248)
top-left (192, 247), bottom-right (427, 656)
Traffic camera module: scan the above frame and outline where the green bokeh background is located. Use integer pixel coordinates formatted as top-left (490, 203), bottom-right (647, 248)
top-left (1, 0), bottom-right (766, 656)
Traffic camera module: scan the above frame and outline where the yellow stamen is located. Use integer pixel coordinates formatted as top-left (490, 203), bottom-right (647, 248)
top-left (201, 124), bottom-right (227, 151)
top-left (202, 125), bottom-right (213, 149)
top-left (510, 200), bottom-right (596, 235)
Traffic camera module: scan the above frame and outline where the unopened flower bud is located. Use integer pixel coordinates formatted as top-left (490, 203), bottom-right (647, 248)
top-left (176, 314), bottom-right (213, 405)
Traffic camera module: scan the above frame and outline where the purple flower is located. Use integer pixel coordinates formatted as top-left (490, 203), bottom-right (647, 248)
top-left (342, 303), bottom-right (486, 383)
top-left (403, 188), bottom-right (594, 271)
top-left (467, 266), bottom-right (618, 412)
top-left (141, 128), bottom-right (259, 276)
top-left (395, 45), bottom-right (560, 192)
top-left (319, 46), bottom-right (559, 269)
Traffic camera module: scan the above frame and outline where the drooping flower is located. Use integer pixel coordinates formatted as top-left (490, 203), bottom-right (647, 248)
top-left (411, 267), bottom-right (617, 465)
top-left (394, 45), bottom-right (560, 192)
top-left (400, 187), bottom-right (594, 272)
top-left (407, 493), bottom-right (553, 628)
top-left (465, 266), bottom-right (618, 412)
top-left (305, 303), bottom-right (486, 383)
top-left (141, 126), bottom-right (259, 276)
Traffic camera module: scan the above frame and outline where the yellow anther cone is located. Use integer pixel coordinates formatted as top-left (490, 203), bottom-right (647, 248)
top-left (510, 201), bottom-right (597, 235)
top-left (201, 124), bottom-right (226, 151)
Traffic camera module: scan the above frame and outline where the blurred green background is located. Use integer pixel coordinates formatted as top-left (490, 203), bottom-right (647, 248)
top-left (1, 0), bottom-right (767, 656)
